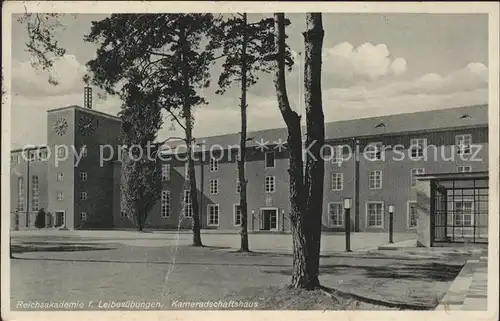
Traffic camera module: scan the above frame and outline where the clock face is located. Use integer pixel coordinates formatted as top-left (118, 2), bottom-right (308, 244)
top-left (53, 117), bottom-right (68, 136)
top-left (78, 116), bottom-right (98, 136)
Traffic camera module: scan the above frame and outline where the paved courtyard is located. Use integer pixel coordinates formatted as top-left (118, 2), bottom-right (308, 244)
top-left (9, 230), bottom-right (480, 310)
top-left (10, 230), bottom-right (415, 253)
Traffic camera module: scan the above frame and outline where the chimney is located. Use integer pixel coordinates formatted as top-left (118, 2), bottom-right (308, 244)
top-left (84, 86), bottom-right (92, 109)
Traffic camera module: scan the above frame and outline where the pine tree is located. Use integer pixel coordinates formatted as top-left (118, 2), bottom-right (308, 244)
top-left (270, 13), bottom-right (325, 289)
top-left (85, 14), bottom-right (219, 245)
top-left (212, 13), bottom-right (285, 252)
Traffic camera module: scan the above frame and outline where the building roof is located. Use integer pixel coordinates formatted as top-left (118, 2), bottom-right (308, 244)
top-left (12, 103), bottom-right (487, 153)
top-left (161, 104), bottom-right (488, 150)
top-left (47, 105), bottom-right (121, 122)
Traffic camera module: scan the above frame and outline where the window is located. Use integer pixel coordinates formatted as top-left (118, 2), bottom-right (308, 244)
top-left (57, 147), bottom-right (66, 158)
top-left (208, 204), bottom-right (220, 226)
top-left (236, 180), bottom-right (241, 193)
top-left (265, 176), bottom-right (276, 193)
top-left (28, 151), bottom-right (35, 162)
top-left (162, 164), bottom-right (170, 181)
top-left (454, 200), bottom-right (473, 227)
top-left (81, 146), bottom-right (88, 157)
top-left (410, 168), bottom-right (425, 187)
top-left (234, 204), bottom-right (242, 226)
top-left (365, 142), bottom-right (383, 161)
top-left (80, 172), bottom-right (88, 181)
top-left (366, 202), bottom-right (383, 227)
top-left (57, 172), bottom-right (64, 181)
top-left (209, 179), bottom-right (219, 194)
top-left (17, 177), bottom-right (24, 211)
top-left (410, 138), bottom-right (427, 158)
top-left (161, 190), bottom-right (171, 218)
top-left (183, 190), bottom-right (193, 217)
top-left (456, 134), bottom-right (472, 155)
top-left (331, 145), bottom-right (343, 166)
top-left (57, 192), bottom-right (64, 201)
top-left (11, 155), bottom-right (19, 165)
top-left (120, 210), bottom-right (127, 218)
top-left (265, 151), bottom-right (275, 168)
top-left (408, 201), bottom-right (418, 228)
top-left (331, 173), bottom-right (343, 191)
top-left (368, 170), bottom-right (382, 189)
top-left (80, 212), bottom-right (87, 221)
top-left (210, 157), bottom-right (219, 172)
top-left (457, 166), bottom-right (472, 173)
top-left (328, 202), bottom-right (343, 227)
top-left (80, 192), bottom-right (88, 201)
top-left (31, 175), bottom-right (39, 211)
top-left (39, 150), bottom-right (48, 160)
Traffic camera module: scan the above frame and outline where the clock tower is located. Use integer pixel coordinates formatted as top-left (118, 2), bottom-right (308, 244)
top-left (46, 103), bottom-right (122, 229)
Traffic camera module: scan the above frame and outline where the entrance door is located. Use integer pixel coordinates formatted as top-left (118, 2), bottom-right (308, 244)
top-left (45, 213), bottom-right (53, 227)
top-left (54, 211), bottom-right (65, 227)
top-left (260, 209), bottom-right (278, 231)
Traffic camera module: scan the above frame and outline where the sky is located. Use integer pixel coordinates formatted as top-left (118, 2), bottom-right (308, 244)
top-left (9, 13), bottom-right (489, 149)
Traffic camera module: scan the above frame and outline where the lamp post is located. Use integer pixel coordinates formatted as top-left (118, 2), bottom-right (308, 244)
top-left (343, 197), bottom-right (352, 252)
top-left (388, 205), bottom-right (395, 244)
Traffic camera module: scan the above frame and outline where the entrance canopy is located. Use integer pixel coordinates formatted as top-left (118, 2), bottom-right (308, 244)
top-left (416, 171), bottom-right (488, 246)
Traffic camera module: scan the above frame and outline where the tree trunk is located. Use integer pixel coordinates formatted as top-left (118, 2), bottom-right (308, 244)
top-left (238, 13), bottom-right (250, 252)
top-left (273, 13), bottom-right (312, 289)
top-left (180, 19), bottom-right (203, 247)
top-left (302, 13), bottom-right (325, 288)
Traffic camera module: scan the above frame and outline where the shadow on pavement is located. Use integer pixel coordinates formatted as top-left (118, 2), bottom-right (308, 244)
top-left (11, 242), bottom-right (116, 254)
top-left (263, 261), bottom-right (463, 282)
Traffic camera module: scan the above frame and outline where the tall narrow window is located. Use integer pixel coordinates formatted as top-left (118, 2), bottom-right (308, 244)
top-left (209, 179), bottom-right (219, 194)
top-left (161, 190), bottom-right (171, 218)
top-left (17, 177), bottom-right (24, 211)
top-left (410, 168), bottom-right (425, 187)
top-left (183, 190), bottom-right (193, 217)
top-left (210, 157), bottom-right (219, 172)
top-left (407, 202), bottom-right (418, 228)
top-left (265, 151), bottom-right (275, 168)
top-left (162, 164), bottom-right (170, 181)
top-left (331, 173), bottom-right (343, 191)
top-left (367, 202), bottom-right (383, 227)
top-left (208, 204), bottom-right (220, 226)
top-left (80, 192), bottom-right (88, 201)
top-left (31, 175), bottom-right (39, 211)
top-left (57, 147), bottom-right (66, 158)
top-left (234, 204), bottom-right (242, 226)
top-left (368, 170), bottom-right (382, 189)
top-left (365, 142), bottom-right (383, 161)
top-left (265, 176), bottom-right (276, 193)
top-left (80, 172), bottom-right (88, 181)
top-left (410, 138), bottom-right (427, 158)
top-left (455, 134), bottom-right (472, 155)
top-left (328, 203), bottom-right (343, 227)
top-left (57, 192), bottom-right (64, 201)
top-left (57, 172), bottom-right (64, 181)
top-left (331, 145), bottom-right (343, 166)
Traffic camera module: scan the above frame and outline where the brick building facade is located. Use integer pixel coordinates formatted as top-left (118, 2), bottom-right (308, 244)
top-left (10, 104), bottom-right (488, 233)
